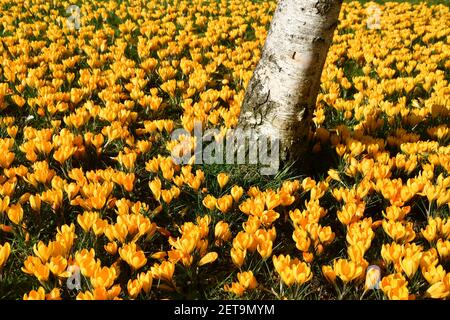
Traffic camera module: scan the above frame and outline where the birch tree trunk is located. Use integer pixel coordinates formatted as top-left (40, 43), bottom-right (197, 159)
top-left (238, 0), bottom-right (342, 167)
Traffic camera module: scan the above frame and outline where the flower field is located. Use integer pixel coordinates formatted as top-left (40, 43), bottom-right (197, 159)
top-left (0, 0), bottom-right (449, 300)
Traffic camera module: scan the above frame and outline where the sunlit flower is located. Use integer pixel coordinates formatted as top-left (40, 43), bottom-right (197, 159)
top-left (333, 258), bottom-right (366, 283)
top-left (0, 242), bottom-right (11, 270)
top-left (217, 173), bottom-right (229, 189)
top-left (198, 252), bottom-right (218, 266)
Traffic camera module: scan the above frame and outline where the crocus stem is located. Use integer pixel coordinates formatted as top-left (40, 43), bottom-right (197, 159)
top-left (360, 289), bottom-right (367, 300)
top-left (339, 283), bottom-right (347, 300)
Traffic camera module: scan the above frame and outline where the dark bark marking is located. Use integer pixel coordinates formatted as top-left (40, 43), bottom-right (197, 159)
top-left (292, 51), bottom-right (296, 59)
top-left (313, 37), bottom-right (325, 43)
top-left (269, 55), bottom-right (283, 73)
top-left (256, 90), bottom-right (270, 109)
top-left (314, 0), bottom-right (332, 15)
top-left (287, 33), bottom-right (309, 42)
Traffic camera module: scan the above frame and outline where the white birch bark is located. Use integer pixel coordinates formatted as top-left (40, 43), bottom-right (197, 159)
top-left (238, 0), bottom-right (342, 165)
